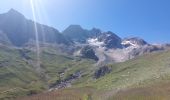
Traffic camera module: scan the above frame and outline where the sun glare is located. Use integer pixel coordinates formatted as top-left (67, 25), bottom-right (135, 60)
top-left (30, 0), bottom-right (41, 74)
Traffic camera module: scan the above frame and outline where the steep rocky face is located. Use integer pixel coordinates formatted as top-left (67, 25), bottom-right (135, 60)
top-left (80, 45), bottom-right (99, 61)
top-left (86, 36), bottom-right (170, 64)
top-left (62, 25), bottom-right (101, 43)
top-left (94, 66), bottom-right (112, 79)
top-left (122, 37), bottom-right (148, 48)
top-left (0, 9), bottom-right (71, 46)
top-left (62, 25), bottom-right (88, 43)
top-left (0, 9), bottom-right (30, 46)
top-left (87, 31), bottom-right (122, 49)
top-left (98, 31), bottom-right (122, 49)
top-left (88, 28), bottom-right (101, 38)
top-left (121, 37), bottom-right (169, 59)
top-left (62, 26), bottom-right (122, 49)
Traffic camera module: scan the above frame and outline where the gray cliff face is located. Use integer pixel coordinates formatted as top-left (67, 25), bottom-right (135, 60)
top-left (80, 45), bottom-right (99, 61)
top-left (98, 31), bottom-right (122, 49)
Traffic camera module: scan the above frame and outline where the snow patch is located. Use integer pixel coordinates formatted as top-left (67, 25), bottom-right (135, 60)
top-left (87, 38), bottom-right (104, 47)
top-left (121, 40), bottom-right (139, 48)
top-left (106, 33), bottom-right (111, 37)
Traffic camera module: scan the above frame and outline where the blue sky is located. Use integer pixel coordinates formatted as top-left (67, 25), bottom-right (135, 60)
top-left (0, 0), bottom-right (170, 43)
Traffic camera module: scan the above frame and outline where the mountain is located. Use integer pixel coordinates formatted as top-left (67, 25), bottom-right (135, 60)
top-left (62, 25), bottom-right (101, 43)
top-left (97, 31), bottom-right (122, 49)
top-left (62, 25), bottom-right (169, 64)
top-left (0, 9), bottom-right (170, 100)
top-left (0, 9), bottom-right (71, 46)
top-left (85, 36), bottom-right (170, 65)
top-left (0, 9), bottom-right (168, 62)
top-left (62, 25), bottom-right (88, 43)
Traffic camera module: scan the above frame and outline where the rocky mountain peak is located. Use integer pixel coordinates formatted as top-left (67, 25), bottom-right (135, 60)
top-left (0, 9), bottom-right (71, 46)
top-left (63, 25), bottom-right (102, 43)
top-left (6, 8), bottom-right (25, 19)
top-left (62, 25), bottom-right (88, 43)
top-left (122, 37), bottom-right (148, 48)
top-left (98, 31), bottom-right (122, 49)
top-left (89, 28), bottom-right (101, 37)
top-left (8, 8), bottom-right (18, 13)
top-left (67, 25), bottom-right (82, 29)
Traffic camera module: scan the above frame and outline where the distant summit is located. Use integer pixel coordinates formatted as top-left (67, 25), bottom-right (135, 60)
top-left (7, 8), bottom-right (22, 14)
top-left (98, 31), bottom-right (122, 49)
top-left (122, 37), bottom-right (148, 48)
top-left (0, 9), bottom-right (71, 46)
top-left (62, 25), bottom-right (101, 43)
top-left (62, 25), bottom-right (87, 42)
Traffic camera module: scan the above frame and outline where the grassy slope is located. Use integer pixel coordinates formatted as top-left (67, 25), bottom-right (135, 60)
top-left (18, 50), bottom-right (170, 100)
top-left (79, 50), bottom-right (170, 90)
top-left (40, 47), bottom-right (96, 85)
top-left (17, 87), bottom-right (96, 100)
top-left (17, 83), bottom-right (170, 100)
top-left (0, 46), bottom-right (45, 100)
top-left (0, 45), bottom-right (96, 100)
top-left (109, 82), bottom-right (170, 100)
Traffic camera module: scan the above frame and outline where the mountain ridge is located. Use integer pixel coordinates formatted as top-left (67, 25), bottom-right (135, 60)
top-left (0, 9), bottom-right (170, 100)
top-left (0, 9), bottom-right (72, 46)
top-left (0, 9), bottom-right (170, 63)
